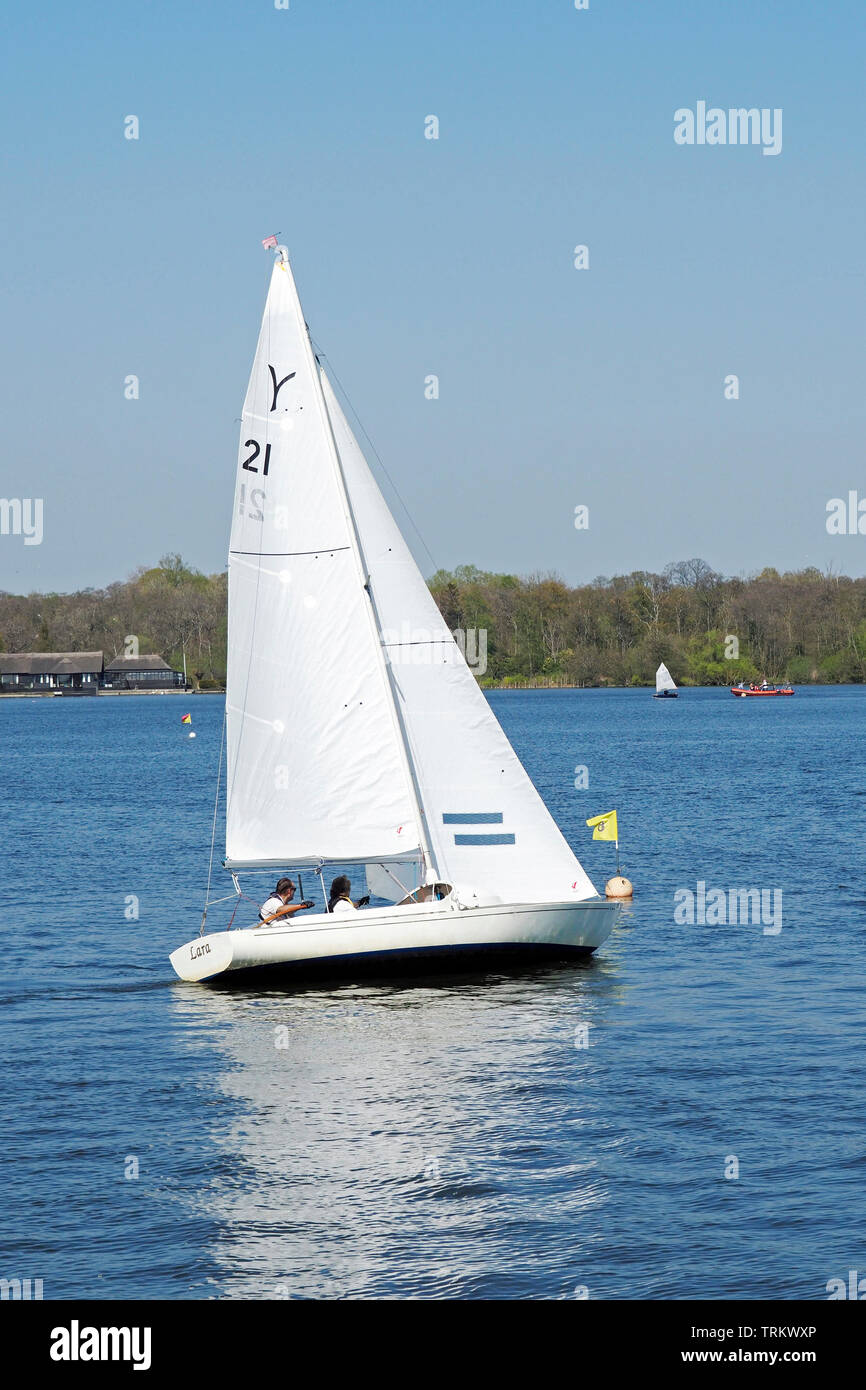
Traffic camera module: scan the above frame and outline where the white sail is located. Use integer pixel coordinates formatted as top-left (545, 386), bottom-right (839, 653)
top-left (320, 370), bottom-right (598, 904)
top-left (225, 259), bottom-right (420, 867)
top-left (656, 662), bottom-right (677, 693)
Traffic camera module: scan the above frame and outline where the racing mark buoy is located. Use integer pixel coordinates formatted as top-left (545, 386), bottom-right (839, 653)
top-left (188, 731), bottom-right (197, 739)
top-left (605, 875), bottom-right (633, 899)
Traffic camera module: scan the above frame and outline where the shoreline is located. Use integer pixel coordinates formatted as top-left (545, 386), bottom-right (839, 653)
top-left (480, 679), bottom-right (864, 690)
top-left (0, 688), bottom-right (221, 699)
top-left (4, 682), bottom-right (863, 700)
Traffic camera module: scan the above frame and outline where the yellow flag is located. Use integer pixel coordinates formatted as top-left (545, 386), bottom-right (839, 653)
top-left (586, 810), bottom-right (618, 842)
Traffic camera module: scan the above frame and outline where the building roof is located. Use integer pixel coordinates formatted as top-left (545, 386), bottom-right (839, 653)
top-left (104, 655), bottom-right (173, 671)
top-left (0, 652), bottom-right (104, 675)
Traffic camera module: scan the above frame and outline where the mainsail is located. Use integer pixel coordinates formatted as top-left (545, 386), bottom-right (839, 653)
top-left (226, 253), bottom-right (599, 905)
top-left (656, 662), bottom-right (677, 693)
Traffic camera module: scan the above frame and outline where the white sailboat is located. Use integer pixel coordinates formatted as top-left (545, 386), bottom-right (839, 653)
top-left (654, 662), bottom-right (678, 699)
top-left (169, 248), bottom-right (621, 983)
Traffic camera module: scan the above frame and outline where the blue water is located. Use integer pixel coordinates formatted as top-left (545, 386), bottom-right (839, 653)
top-left (1, 687), bottom-right (863, 1300)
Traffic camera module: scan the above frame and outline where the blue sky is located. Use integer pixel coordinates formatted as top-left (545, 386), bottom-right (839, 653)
top-left (1, 0), bottom-right (864, 592)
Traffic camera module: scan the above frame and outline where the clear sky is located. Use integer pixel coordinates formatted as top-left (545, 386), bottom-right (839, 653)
top-left (1, 0), bottom-right (864, 593)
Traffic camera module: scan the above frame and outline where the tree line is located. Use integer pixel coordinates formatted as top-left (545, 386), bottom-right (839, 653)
top-left (1, 554), bottom-right (864, 687)
top-left (0, 555), bottom-right (228, 688)
top-left (430, 559), bottom-right (866, 686)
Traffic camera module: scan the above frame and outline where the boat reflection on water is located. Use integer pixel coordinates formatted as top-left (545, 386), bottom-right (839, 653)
top-left (167, 937), bottom-right (630, 1300)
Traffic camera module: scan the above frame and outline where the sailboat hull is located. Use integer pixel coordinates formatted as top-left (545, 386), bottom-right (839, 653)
top-left (169, 898), bottom-right (621, 983)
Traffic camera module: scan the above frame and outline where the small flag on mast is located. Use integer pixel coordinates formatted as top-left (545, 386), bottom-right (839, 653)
top-left (262, 234), bottom-right (279, 250)
top-left (586, 810), bottom-right (618, 844)
top-left (181, 713), bottom-right (192, 725)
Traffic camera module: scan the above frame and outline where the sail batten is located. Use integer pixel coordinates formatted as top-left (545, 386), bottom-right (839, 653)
top-left (229, 546), bottom-right (352, 556)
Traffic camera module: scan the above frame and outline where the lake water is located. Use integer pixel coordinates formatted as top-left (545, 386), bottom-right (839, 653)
top-left (1, 687), bottom-right (863, 1300)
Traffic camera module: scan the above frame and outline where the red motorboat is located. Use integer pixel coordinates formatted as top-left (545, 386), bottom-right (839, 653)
top-left (731, 683), bottom-right (794, 697)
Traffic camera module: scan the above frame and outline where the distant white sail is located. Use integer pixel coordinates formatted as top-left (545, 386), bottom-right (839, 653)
top-left (656, 662), bottom-right (677, 693)
top-left (321, 370), bottom-right (598, 904)
top-left (225, 260), bottom-right (420, 867)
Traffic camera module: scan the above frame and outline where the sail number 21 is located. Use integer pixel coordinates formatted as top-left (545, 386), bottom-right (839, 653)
top-left (241, 439), bottom-right (271, 475)
top-left (239, 438), bottom-right (272, 522)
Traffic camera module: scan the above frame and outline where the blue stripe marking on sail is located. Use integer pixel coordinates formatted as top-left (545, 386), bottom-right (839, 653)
top-left (454, 833), bottom-right (516, 846)
top-left (442, 813), bottom-right (503, 824)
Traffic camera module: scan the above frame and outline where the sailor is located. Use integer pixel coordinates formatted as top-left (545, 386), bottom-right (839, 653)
top-left (327, 875), bottom-right (370, 914)
top-left (258, 877), bottom-right (314, 926)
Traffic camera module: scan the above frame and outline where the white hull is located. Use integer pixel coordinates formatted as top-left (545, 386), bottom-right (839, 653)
top-left (169, 897), bottom-right (621, 983)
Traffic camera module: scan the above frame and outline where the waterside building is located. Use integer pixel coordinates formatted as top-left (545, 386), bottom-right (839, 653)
top-left (0, 652), bottom-right (186, 694)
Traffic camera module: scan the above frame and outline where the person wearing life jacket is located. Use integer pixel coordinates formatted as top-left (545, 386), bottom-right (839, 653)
top-left (327, 875), bottom-right (370, 914)
top-left (258, 877), bottom-right (313, 926)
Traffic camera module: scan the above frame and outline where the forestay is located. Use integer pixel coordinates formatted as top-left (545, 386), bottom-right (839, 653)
top-left (225, 259), bottom-right (420, 867)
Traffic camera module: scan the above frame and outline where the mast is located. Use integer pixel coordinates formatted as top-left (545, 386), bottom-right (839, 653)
top-left (278, 248), bottom-right (439, 880)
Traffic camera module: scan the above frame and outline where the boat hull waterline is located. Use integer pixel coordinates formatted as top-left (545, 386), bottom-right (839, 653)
top-left (169, 898), bottom-right (621, 983)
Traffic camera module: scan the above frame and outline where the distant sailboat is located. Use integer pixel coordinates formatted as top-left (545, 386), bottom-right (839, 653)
top-left (169, 247), bottom-right (621, 982)
top-left (654, 663), bottom-right (678, 699)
